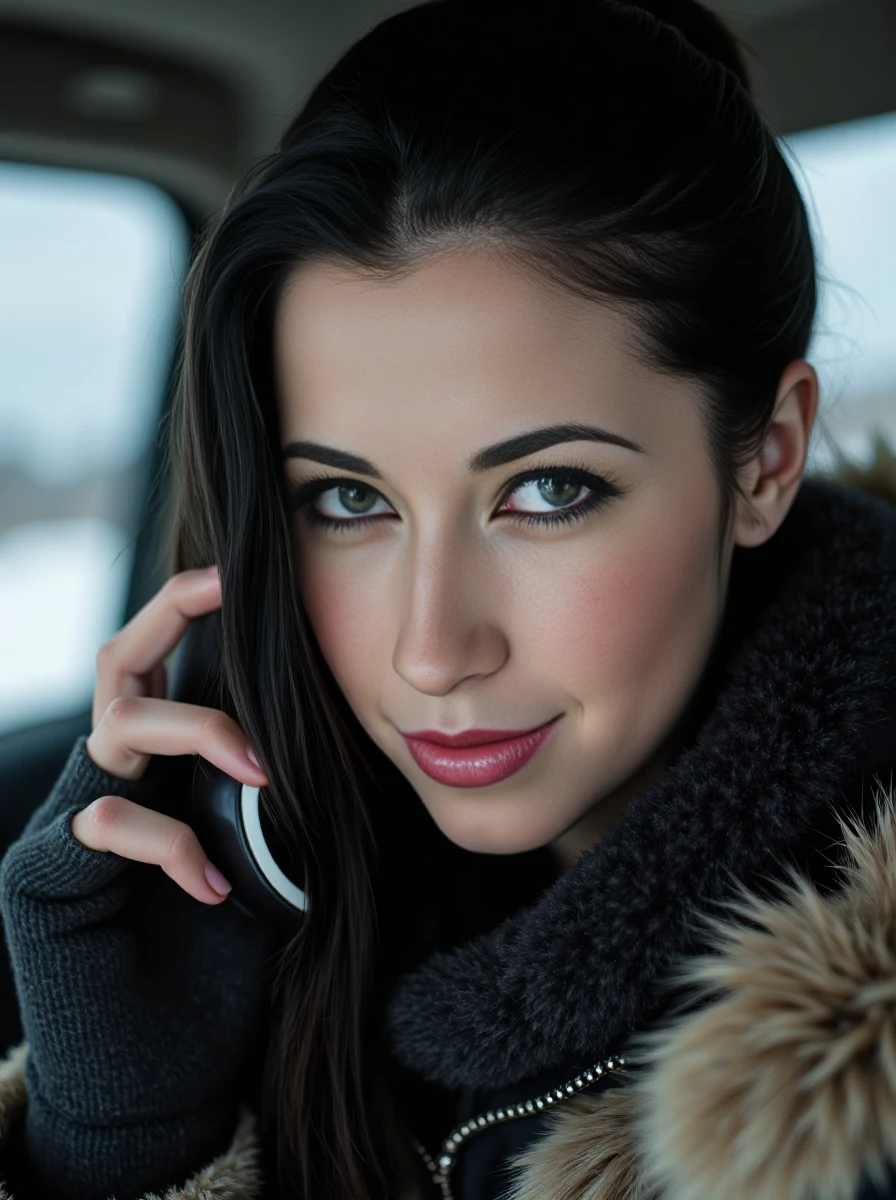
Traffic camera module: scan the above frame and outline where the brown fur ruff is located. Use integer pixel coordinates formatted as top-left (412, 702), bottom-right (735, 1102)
top-left (503, 774), bottom-right (896, 1200)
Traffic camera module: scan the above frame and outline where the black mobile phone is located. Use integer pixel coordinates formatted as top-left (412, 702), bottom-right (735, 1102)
top-left (165, 609), bottom-right (309, 927)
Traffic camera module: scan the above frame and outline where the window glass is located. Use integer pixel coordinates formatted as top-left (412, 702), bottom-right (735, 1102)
top-left (785, 110), bottom-right (896, 473)
top-left (0, 162), bottom-right (188, 736)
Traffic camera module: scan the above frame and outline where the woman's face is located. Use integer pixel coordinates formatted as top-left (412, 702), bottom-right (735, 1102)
top-left (274, 248), bottom-right (736, 860)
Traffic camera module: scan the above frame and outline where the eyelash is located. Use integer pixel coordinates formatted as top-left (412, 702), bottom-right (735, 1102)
top-left (287, 460), bottom-right (625, 535)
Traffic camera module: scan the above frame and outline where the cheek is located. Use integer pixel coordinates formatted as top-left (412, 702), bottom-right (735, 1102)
top-left (552, 488), bottom-right (722, 716)
top-left (294, 551), bottom-right (382, 709)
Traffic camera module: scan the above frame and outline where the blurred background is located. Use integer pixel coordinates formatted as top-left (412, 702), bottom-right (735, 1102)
top-left (0, 0), bottom-right (894, 743)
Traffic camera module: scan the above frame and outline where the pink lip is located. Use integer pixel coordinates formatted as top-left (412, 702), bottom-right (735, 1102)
top-left (402, 716), bottom-right (562, 787)
top-left (402, 724), bottom-right (553, 748)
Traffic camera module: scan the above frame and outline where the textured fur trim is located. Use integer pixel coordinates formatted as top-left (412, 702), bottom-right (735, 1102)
top-left (136, 1104), bottom-right (264, 1200)
top-left (0, 1041), bottom-right (26, 1200)
top-left (0, 1039), bottom-right (265, 1200)
top-left (502, 1083), bottom-right (654, 1200)
top-left (632, 774), bottom-right (896, 1200)
top-left (503, 774), bottom-right (896, 1200)
top-left (0, 1043), bottom-right (27, 1145)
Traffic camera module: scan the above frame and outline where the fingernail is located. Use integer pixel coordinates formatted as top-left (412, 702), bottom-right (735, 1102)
top-left (205, 863), bottom-right (232, 895)
top-left (247, 746), bottom-right (260, 767)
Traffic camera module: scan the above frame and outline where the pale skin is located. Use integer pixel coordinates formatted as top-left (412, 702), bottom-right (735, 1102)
top-left (73, 243), bottom-right (817, 908)
top-left (276, 246), bottom-right (818, 867)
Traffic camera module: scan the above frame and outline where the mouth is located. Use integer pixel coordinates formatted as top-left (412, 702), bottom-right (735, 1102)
top-left (401, 716), bottom-right (562, 788)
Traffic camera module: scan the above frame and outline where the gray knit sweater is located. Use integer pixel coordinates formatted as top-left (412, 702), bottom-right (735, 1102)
top-left (0, 734), bottom-right (278, 1200)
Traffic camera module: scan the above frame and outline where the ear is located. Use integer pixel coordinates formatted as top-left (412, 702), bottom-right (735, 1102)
top-left (732, 359), bottom-right (819, 549)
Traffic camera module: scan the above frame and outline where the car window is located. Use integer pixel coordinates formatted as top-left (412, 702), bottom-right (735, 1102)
top-left (0, 160), bottom-right (188, 737)
top-left (787, 109), bottom-right (896, 473)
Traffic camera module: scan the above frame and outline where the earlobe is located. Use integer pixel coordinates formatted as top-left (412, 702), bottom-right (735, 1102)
top-left (732, 360), bottom-right (819, 550)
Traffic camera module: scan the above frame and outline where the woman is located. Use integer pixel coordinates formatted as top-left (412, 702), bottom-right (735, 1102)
top-left (1, 0), bottom-right (896, 1198)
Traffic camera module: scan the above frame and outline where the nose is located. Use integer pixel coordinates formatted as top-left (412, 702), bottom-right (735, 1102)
top-left (391, 535), bottom-right (509, 697)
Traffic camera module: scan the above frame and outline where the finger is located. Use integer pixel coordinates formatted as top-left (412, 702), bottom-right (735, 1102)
top-left (70, 797), bottom-right (233, 905)
top-left (85, 694), bottom-right (268, 786)
top-left (93, 567), bottom-right (220, 726)
top-left (148, 662), bottom-right (168, 701)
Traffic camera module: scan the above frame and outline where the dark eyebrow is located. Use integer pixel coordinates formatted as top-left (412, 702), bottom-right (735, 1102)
top-left (281, 422), bottom-right (645, 478)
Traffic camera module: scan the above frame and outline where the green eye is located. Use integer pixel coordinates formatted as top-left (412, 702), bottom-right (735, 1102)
top-left (330, 485), bottom-right (380, 516)
top-left (295, 480), bottom-right (391, 523)
top-left (506, 475), bottom-right (586, 512)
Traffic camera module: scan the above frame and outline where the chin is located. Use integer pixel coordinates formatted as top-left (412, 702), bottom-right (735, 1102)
top-left (428, 805), bottom-right (559, 857)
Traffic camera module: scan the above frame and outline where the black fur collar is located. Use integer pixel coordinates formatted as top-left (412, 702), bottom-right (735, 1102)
top-left (384, 477), bottom-right (896, 1089)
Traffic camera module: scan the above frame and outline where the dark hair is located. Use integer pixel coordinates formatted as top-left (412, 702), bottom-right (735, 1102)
top-left (163, 1), bottom-right (818, 1195)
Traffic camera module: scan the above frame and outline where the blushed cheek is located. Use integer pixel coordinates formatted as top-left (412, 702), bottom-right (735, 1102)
top-left (294, 559), bottom-right (376, 707)
top-left (557, 500), bottom-right (721, 719)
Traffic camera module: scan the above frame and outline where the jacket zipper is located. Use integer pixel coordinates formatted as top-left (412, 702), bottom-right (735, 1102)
top-left (410, 1052), bottom-right (628, 1199)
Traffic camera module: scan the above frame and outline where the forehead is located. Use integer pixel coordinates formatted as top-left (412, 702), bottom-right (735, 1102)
top-left (272, 248), bottom-right (697, 458)
top-left (275, 249), bottom-right (632, 387)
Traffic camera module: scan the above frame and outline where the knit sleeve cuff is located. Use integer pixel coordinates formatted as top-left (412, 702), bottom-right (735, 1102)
top-left (21, 1069), bottom-right (260, 1200)
top-left (0, 736), bottom-right (166, 906)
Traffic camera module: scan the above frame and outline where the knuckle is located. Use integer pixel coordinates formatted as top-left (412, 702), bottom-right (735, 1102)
top-left (164, 824), bottom-right (199, 865)
top-left (104, 695), bottom-right (138, 726)
top-left (164, 571), bottom-right (192, 596)
top-left (199, 708), bottom-right (231, 742)
top-left (86, 794), bottom-right (128, 832)
top-left (95, 639), bottom-right (118, 668)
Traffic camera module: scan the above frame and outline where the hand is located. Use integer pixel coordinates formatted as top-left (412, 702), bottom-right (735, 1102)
top-left (0, 566), bottom-right (286, 1194)
top-left (77, 565), bottom-right (269, 905)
